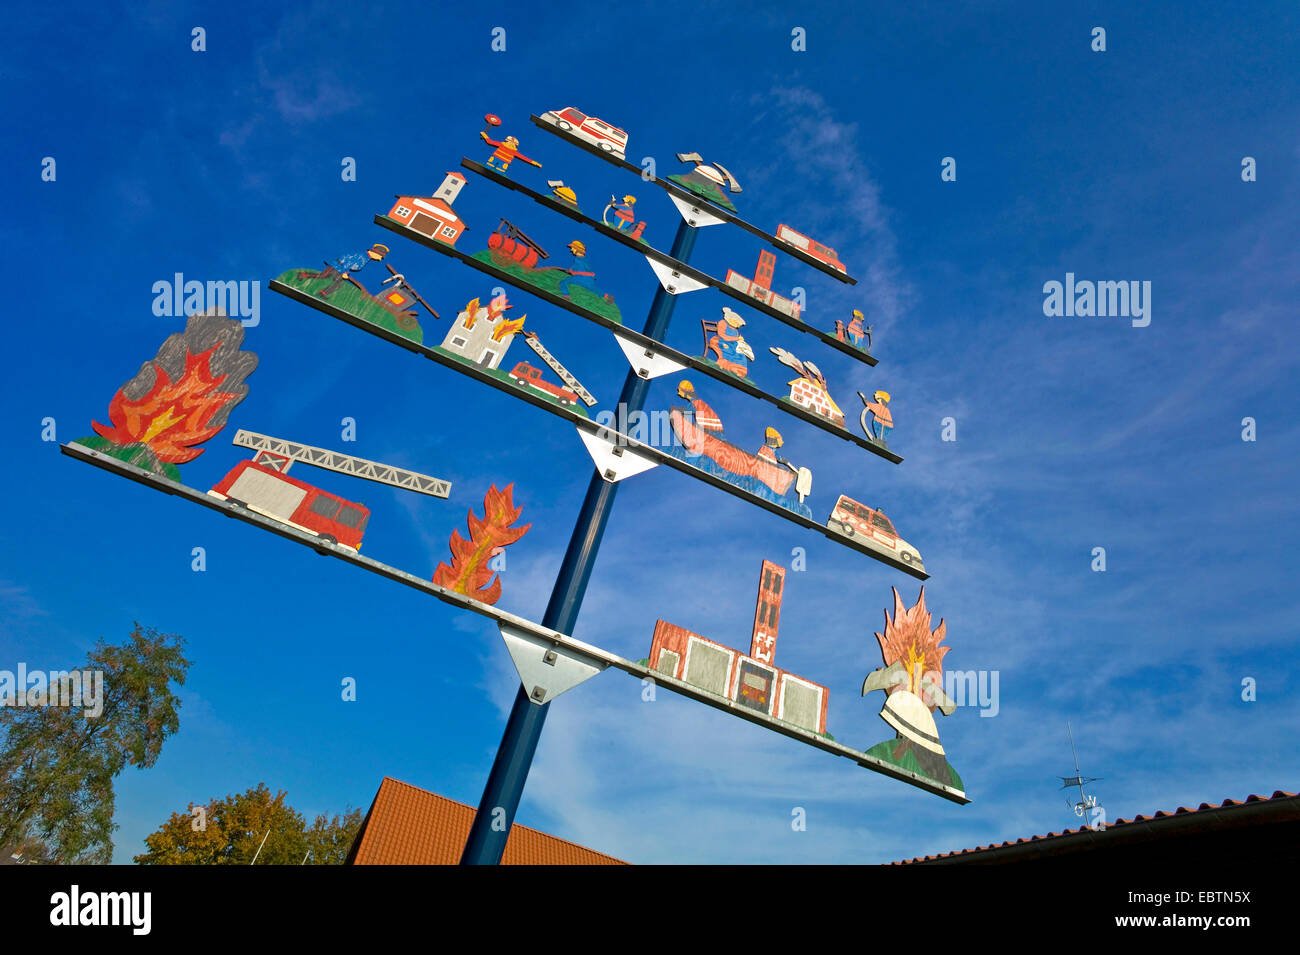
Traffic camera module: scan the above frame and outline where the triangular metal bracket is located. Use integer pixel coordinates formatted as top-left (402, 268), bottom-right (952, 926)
top-left (499, 622), bottom-right (608, 705)
top-left (612, 331), bottom-right (688, 381)
top-left (645, 257), bottom-right (709, 295)
top-left (668, 193), bottom-right (728, 228)
top-left (576, 426), bottom-right (659, 483)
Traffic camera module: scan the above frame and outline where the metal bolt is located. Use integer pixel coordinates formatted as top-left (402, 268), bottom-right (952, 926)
top-left (543, 650), bottom-right (557, 666)
top-left (531, 686), bottom-right (547, 701)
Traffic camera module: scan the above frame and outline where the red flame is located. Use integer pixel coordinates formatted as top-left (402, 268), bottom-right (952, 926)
top-left (432, 484), bottom-right (531, 605)
top-left (92, 346), bottom-right (239, 464)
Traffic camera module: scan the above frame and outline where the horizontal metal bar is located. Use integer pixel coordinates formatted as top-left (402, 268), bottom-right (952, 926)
top-left (372, 212), bottom-right (897, 463)
top-left (60, 440), bottom-right (965, 804)
top-left (275, 273), bottom-right (925, 580)
top-left (462, 156), bottom-right (876, 367)
top-left (527, 114), bottom-right (860, 288)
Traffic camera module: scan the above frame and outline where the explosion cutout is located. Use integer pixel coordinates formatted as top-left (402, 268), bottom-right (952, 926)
top-left (861, 588), bottom-right (963, 790)
top-left (432, 484), bottom-right (531, 606)
top-left (80, 310), bottom-right (257, 482)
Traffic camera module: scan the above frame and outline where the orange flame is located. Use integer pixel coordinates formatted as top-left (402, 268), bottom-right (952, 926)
top-left (492, 314), bottom-right (526, 342)
top-left (461, 297), bottom-right (481, 329)
top-left (874, 587), bottom-right (949, 690)
top-left (432, 484), bottom-right (531, 605)
top-left (92, 346), bottom-right (239, 464)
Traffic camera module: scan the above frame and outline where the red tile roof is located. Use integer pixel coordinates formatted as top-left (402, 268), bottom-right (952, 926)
top-left (347, 777), bottom-right (628, 865)
top-left (893, 790), bottom-right (1298, 864)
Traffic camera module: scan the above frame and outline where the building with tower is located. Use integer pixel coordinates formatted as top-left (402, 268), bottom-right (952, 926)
top-left (387, 172), bottom-right (468, 246)
top-left (647, 560), bottom-right (829, 734)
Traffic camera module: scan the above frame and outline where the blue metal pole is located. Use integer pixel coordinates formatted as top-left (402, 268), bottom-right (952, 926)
top-left (460, 220), bottom-right (699, 864)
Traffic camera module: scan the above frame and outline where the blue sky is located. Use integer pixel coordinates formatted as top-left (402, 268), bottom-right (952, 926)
top-left (2, 0), bottom-right (1297, 864)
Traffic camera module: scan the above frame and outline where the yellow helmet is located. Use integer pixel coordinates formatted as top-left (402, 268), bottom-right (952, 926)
top-left (623, 195), bottom-right (636, 204)
top-left (678, 380), bottom-right (695, 398)
top-left (569, 240), bottom-right (587, 256)
top-left (852, 309), bottom-right (864, 319)
top-left (874, 390), bottom-right (891, 403)
top-left (765, 426), bottom-right (783, 447)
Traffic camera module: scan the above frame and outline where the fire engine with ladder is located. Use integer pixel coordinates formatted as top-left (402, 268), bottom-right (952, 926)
top-left (208, 430), bottom-right (451, 551)
top-left (521, 331), bottom-right (597, 407)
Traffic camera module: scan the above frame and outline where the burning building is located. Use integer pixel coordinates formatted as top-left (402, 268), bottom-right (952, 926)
top-left (440, 292), bottom-right (525, 370)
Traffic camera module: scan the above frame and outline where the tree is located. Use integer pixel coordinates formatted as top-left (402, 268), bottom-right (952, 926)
top-left (0, 623), bottom-right (189, 863)
top-left (305, 808), bottom-right (364, 865)
top-left (137, 785), bottom-right (361, 865)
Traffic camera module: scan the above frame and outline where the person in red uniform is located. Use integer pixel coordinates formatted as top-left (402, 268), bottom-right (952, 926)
top-left (481, 131), bottom-right (542, 174)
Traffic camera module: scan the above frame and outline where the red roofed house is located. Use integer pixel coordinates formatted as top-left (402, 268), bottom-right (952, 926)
top-left (388, 172), bottom-right (468, 246)
top-left (892, 790), bottom-right (1299, 865)
top-left (346, 776), bottom-right (627, 865)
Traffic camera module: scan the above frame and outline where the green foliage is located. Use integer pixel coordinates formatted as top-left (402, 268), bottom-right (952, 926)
top-left (0, 623), bottom-right (189, 863)
top-left (136, 785), bottom-right (362, 865)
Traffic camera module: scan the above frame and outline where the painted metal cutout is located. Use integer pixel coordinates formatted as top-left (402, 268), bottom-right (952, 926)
top-left (473, 224), bottom-right (621, 323)
top-left (773, 224), bottom-right (848, 277)
top-left (79, 309), bottom-right (257, 482)
top-left (664, 380), bottom-right (813, 517)
top-left (701, 307), bottom-right (754, 378)
top-left (522, 331), bottom-right (597, 407)
top-left (648, 560), bottom-right (830, 735)
top-left (432, 483), bottom-right (531, 606)
top-left (274, 244), bottom-right (436, 344)
top-left (725, 251), bottom-right (802, 320)
top-left (861, 588), bottom-right (962, 791)
top-left (769, 346), bottom-right (845, 428)
top-left (834, 308), bottom-right (873, 356)
top-left (538, 107), bottom-right (629, 160)
top-left (480, 114), bottom-right (543, 175)
top-left (434, 293), bottom-right (591, 416)
top-left (387, 172), bottom-right (469, 248)
top-left (858, 390), bottom-right (893, 447)
top-left (207, 430), bottom-right (450, 552)
top-left (670, 152), bottom-right (742, 212)
top-left (826, 494), bottom-right (925, 572)
top-left (547, 179), bottom-right (579, 208)
top-left (602, 194), bottom-right (647, 242)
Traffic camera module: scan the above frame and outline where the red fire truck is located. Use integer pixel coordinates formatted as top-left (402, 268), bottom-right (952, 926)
top-left (209, 459), bottom-right (370, 550)
top-left (774, 224), bottom-right (847, 275)
top-left (508, 362), bottom-right (578, 405)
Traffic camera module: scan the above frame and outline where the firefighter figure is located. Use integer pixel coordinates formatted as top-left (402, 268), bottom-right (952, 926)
top-left (298, 244), bottom-right (389, 299)
top-left (481, 130), bottom-right (542, 174)
top-left (859, 390), bottom-right (893, 445)
top-left (603, 195), bottom-right (637, 232)
top-left (556, 241), bottom-right (599, 300)
top-left (848, 309), bottom-right (872, 351)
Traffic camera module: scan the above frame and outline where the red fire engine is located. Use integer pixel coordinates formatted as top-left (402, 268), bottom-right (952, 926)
top-left (509, 362), bottom-right (578, 405)
top-left (210, 459), bottom-right (370, 550)
top-left (774, 224), bottom-right (847, 275)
